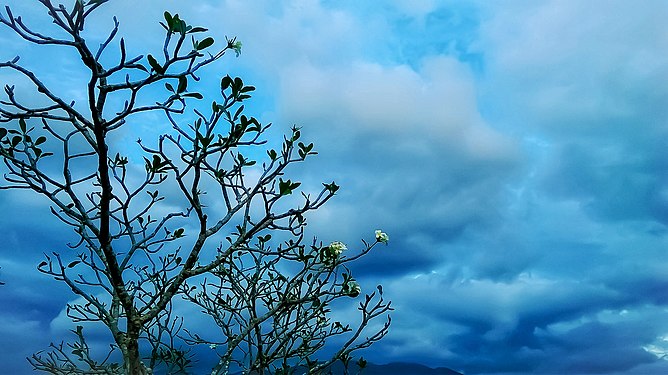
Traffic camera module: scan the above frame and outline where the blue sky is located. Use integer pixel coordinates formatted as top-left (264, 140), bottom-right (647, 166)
top-left (1, 0), bottom-right (667, 374)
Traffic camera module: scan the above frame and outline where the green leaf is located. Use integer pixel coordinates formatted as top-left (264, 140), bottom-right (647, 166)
top-left (177, 75), bottom-right (187, 93)
top-left (171, 14), bottom-right (182, 32)
top-left (198, 133), bottom-right (212, 147)
top-left (173, 228), bottom-right (185, 238)
top-left (35, 136), bottom-right (47, 145)
top-left (147, 54), bottom-right (164, 74)
top-left (19, 118), bottom-right (26, 133)
top-left (298, 142), bottom-right (314, 159)
top-left (152, 154), bottom-right (161, 169)
top-left (114, 153), bottom-right (128, 166)
top-left (183, 92), bottom-right (203, 99)
top-left (279, 179), bottom-right (301, 196)
top-left (11, 135), bottom-right (21, 147)
top-left (197, 37), bottom-right (214, 50)
top-left (164, 11), bottom-right (174, 30)
top-left (240, 115), bottom-right (249, 127)
top-left (67, 260), bottom-right (80, 268)
top-left (279, 179), bottom-right (290, 195)
top-left (221, 75), bottom-right (233, 91)
top-left (165, 82), bottom-right (175, 93)
top-left (291, 127), bottom-right (301, 141)
top-left (175, 18), bottom-right (187, 35)
top-left (0, 128), bottom-right (7, 139)
top-left (267, 149), bottom-right (277, 160)
top-left (323, 181), bottom-right (339, 193)
top-left (233, 105), bottom-right (244, 121)
top-left (144, 157), bottom-right (152, 172)
top-left (188, 26), bottom-right (208, 33)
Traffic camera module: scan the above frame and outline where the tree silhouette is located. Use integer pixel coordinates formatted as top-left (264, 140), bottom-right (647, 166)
top-left (0, 1), bottom-right (392, 373)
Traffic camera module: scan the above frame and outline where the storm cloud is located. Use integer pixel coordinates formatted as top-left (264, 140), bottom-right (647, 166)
top-left (1, 1), bottom-right (667, 374)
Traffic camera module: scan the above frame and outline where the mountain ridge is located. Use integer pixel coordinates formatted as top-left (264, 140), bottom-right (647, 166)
top-left (358, 361), bottom-right (463, 375)
top-left (227, 361), bottom-right (463, 375)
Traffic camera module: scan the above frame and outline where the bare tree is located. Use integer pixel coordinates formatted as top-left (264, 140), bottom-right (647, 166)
top-left (0, 1), bottom-right (392, 374)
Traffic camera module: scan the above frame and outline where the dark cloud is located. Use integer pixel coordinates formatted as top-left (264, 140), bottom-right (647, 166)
top-left (1, 1), bottom-right (668, 374)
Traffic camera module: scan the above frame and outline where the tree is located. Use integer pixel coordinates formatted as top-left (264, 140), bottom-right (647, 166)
top-left (0, 1), bottom-right (392, 374)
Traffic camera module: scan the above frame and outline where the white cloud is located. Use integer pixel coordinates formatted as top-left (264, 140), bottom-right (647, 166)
top-left (3, 0), bottom-right (668, 373)
top-left (391, 0), bottom-right (438, 19)
top-left (273, 54), bottom-right (521, 256)
top-left (477, 0), bottom-right (668, 134)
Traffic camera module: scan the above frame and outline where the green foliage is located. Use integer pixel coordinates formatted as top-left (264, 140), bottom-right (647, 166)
top-left (0, 2), bottom-right (392, 374)
top-left (279, 178), bottom-right (301, 196)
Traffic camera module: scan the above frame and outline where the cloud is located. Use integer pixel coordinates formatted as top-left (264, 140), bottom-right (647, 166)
top-left (375, 272), bottom-right (668, 373)
top-left (0, 313), bottom-right (48, 373)
top-left (2, 0), bottom-right (668, 374)
top-left (272, 56), bottom-right (521, 278)
top-left (476, 0), bottom-right (668, 224)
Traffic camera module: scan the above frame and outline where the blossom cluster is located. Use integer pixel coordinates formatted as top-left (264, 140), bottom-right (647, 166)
top-left (321, 241), bottom-right (347, 266)
top-left (343, 280), bottom-right (361, 297)
top-left (375, 230), bottom-right (389, 244)
top-left (329, 241), bottom-right (347, 256)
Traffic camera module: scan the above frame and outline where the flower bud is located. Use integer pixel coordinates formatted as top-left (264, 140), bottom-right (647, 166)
top-left (375, 230), bottom-right (389, 244)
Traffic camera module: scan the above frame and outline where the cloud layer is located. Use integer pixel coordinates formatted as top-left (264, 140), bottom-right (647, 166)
top-left (0, 0), bottom-right (667, 374)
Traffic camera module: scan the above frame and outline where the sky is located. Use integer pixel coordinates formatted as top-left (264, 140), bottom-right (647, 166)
top-left (0, 0), bottom-right (667, 374)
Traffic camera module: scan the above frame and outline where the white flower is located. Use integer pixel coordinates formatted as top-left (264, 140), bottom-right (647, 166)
top-left (209, 343), bottom-right (217, 350)
top-left (320, 241), bottom-right (347, 266)
top-left (328, 241), bottom-right (347, 256)
top-left (375, 230), bottom-right (389, 244)
top-left (343, 280), bottom-right (361, 297)
top-left (232, 41), bottom-right (243, 57)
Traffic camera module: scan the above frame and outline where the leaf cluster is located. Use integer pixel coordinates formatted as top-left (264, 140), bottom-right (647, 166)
top-left (0, 2), bottom-right (392, 374)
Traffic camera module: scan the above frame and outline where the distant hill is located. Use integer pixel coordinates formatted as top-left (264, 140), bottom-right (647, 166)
top-left (227, 361), bottom-right (463, 375)
top-left (316, 361), bottom-right (463, 375)
top-left (360, 362), bottom-right (463, 375)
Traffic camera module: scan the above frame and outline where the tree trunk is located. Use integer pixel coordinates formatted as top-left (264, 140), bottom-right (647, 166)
top-left (124, 319), bottom-right (148, 374)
